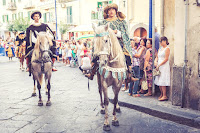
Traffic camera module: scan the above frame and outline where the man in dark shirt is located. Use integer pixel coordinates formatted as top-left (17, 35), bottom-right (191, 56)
top-left (25, 11), bottom-right (57, 73)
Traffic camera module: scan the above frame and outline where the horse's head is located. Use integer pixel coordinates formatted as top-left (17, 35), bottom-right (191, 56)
top-left (92, 23), bottom-right (110, 66)
top-left (34, 31), bottom-right (53, 59)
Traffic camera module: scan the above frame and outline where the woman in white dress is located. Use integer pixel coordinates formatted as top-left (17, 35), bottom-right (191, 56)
top-left (154, 36), bottom-right (170, 101)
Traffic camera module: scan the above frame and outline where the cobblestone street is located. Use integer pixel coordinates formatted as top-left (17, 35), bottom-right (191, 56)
top-left (0, 56), bottom-right (199, 133)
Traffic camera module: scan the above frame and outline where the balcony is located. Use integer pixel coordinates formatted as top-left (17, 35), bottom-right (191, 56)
top-left (7, 2), bottom-right (17, 11)
top-left (57, 0), bottom-right (76, 3)
top-left (39, 0), bottom-right (54, 9)
top-left (24, 1), bottom-right (35, 9)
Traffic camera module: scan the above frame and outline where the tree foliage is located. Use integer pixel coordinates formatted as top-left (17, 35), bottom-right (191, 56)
top-left (59, 22), bottom-right (69, 35)
top-left (7, 18), bottom-right (30, 33)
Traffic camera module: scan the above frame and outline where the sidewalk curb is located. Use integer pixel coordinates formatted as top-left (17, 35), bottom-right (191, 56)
top-left (109, 99), bottom-right (200, 129)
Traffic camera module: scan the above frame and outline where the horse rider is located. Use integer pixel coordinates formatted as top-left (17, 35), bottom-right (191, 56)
top-left (15, 31), bottom-right (25, 59)
top-left (85, 3), bottom-right (132, 80)
top-left (25, 11), bottom-right (57, 74)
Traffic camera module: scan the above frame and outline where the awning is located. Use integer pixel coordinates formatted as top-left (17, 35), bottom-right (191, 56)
top-left (76, 34), bottom-right (94, 40)
top-left (68, 24), bottom-right (93, 32)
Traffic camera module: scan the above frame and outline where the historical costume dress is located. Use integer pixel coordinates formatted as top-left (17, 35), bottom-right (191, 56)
top-left (25, 23), bottom-right (56, 59)
top-left (25, 11), bottom-right (56, 60)
top-left (86, 3), bottom-right (132, 80)
top-left (16, 32), bottom-right (26, 58)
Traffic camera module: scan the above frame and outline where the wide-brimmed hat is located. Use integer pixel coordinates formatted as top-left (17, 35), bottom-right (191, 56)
top-left (31, 11), bottom-right (42, 20)
top-left (18, 31), bottom-right (25, 35)
top-left (104, 3), bottom-right (118, 14)
top-left (103, 3), bottom-right (126, 21)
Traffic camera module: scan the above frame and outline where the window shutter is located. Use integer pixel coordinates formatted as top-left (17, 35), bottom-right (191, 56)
top-left (3, 0), bottom-right (6, 5)
top-left (7, 15), bottom-right (9, 22)
top-left (108, 1), bottom-right (112, 4)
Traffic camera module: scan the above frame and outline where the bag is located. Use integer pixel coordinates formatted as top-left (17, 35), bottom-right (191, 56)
top-left (153, 69), bottom-right (161, 76)
top-left (79, 51), bottom-right (84, 57)
top-left (141, 71), bottom-right (148, 90)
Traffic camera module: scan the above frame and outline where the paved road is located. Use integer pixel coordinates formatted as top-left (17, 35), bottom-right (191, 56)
top-left (0, 56), bottom-right (199, 133)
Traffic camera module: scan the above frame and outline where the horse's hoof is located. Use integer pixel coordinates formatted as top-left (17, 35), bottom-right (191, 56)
top-left (46, 92), bottom-right (48, 95)
top-left (38, 101), bottom-right (43, 106)
top-left (31, 93), bottom-right (36, 97)
top-left (112, 120), bottom-right (119, 126)
top-left (103, 124), bottom-right (111, 131)
top-left (46, 101), bottom-right (52, 106)
top-left (116, 108), bottom-right (121, 113)
top-left (100, 109), bottom-right (105, 114)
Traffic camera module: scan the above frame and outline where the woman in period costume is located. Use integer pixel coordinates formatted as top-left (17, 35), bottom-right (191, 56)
top-left (15, 32), bottom-right (26, 69)
top-left (86, 3), bottom-right (132, 80)
top-left (25, 11), bottom-right (57, 74)
top-left (18, 41), bottom-right (26, 70)
top-left (6, 44), bottom-right (13, 60)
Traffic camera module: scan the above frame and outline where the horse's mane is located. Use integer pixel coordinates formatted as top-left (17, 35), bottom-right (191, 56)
top-left (33, 32), bottom-right (53, 59)
top-left (107, 28), bottom-right (125, 64)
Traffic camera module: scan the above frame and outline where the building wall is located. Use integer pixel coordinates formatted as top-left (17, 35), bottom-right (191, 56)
top-left (125, 0), bottom-right (161, 38)
top-left (169, 0), bottom-right (200, 110)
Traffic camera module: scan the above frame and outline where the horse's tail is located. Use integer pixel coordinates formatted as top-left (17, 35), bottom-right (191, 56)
top-left (39, 74), bottom-right (43, 86)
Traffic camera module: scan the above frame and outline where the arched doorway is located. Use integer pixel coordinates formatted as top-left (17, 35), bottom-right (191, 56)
top-left (134, 27), bottom-right (147, 38)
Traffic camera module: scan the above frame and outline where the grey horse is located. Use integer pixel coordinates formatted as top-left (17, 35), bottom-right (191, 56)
top-left (31, 31), bottom-right (53, 106)
top-left (92, 23), bottom-right (127, 131)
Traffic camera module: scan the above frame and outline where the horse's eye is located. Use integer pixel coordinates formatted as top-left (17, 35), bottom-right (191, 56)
top-left (105, 40), bottom-right (108, 43)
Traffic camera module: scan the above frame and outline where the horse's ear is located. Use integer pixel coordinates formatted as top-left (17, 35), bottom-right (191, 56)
top-left (105, 23), bottom-right (110, 31)
top-left (92, 23), bottom-right (96, 32)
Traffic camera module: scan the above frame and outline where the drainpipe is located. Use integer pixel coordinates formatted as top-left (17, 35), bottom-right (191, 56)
top-left (152, 0), bottom-right (155, 95)
top-left (160, 0), bottom-right (164, 36)
top-left (181, 0), bottom-right (188, 108)
top-left (55, 0), bottom-right (58, 40)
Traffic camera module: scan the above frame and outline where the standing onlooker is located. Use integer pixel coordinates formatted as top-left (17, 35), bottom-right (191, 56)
top-left (155, 27), bottom-right (160, 51)
top-left (143, 39), bottom-right (157, 96)
top-left (154, 36), bottom-right (170, 101)
top-left (56, 42), bottom-right (60, 62)
top-left (134, 38), bottom-right (147, 93)
top-left (129, 43), bottom-right (140, 97)
top-left (76, 39), bottom-right (83, 67)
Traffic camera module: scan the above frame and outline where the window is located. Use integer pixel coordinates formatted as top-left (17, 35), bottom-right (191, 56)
top-left (18, 12), bottom-right (23, 18)
top-left (28, 11), bottom-right (31, 21)
top-left (2, 15), bottom-right (9, 23)
top-left (43, 12), bottom-right (50, 23)
top-left (67, 6), bottom-right (72, 24)
top-left (12, 14), bottom-right (17, 20)
top-left (18, 0), bottom-right (21, 2)
top-left (3, 0), bottom-right (6, 5)
top-left (11, 0), bottom-right (16, 3)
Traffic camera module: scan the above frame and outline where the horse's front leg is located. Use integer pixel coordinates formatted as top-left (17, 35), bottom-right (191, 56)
top-left (112, 86), bottom-right (120, 126)
top-left (45, 72), bottom-right (52, 106)
top-left (102, 82), bottom-right (111, 131)
top-left (97, 73), bottom-right (105, 114)
top-left (32, 76), bottom-right (37, 97)
top-left (37, 80), bottom-right (43, 106)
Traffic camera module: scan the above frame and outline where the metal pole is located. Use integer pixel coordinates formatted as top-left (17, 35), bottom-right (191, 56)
top-left (181, 0), bottom-right (188, 108)
top-left (55, 0), bottom-right (58, 40)
top-left (152, 0), bottom-right (155, 95)
top-left (149, 0), bottom-right (152, 38)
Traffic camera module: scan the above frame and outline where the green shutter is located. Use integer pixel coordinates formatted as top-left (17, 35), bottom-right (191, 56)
top-left (2, 16), bottom-right (4, 23)
top-left (97, 2), bottom-right (102, 8)
top-left (28, 11), bottom-right (31, 21)
top-left (7, 15), bottom-right (9, 22)
top-left (108, 1), bottom-right (112, 4)
top-left (70, 6), bottom-right (72, 23)
top-left (3, 0), bottom-right (6, 5)
top-left (43, 13), bottom-right (46, 23)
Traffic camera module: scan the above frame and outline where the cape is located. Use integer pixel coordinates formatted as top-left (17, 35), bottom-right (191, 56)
top-left (25, 23), bottom-right (56, 58)
top-left (98, 18), bottom-right (132, 57)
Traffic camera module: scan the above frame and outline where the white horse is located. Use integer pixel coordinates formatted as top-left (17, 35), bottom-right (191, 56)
top-left (31, 31), bottom-right (53, 106)
top-left (92, 23), bottom-right (127, 131)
